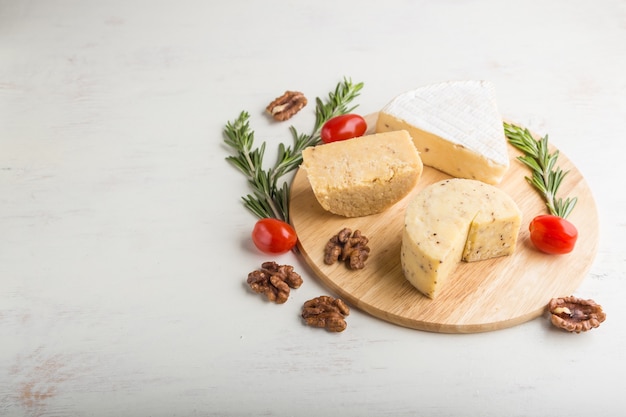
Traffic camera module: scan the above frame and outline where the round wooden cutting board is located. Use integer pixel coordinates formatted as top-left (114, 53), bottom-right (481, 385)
top-left (289, 115), bottom-right (599, 333)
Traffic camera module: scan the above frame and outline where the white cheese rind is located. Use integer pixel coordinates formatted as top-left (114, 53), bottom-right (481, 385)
top-left (301, 130), bottom-right (423, 217)
top-left (376, 80), bottom-right (509, 184)
top-left (401, 178), bottom-right (521, 299)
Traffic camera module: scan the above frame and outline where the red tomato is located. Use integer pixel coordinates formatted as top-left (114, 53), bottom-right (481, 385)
top-left (251, 218), bottom-right (297, 254)
top-left (528, 214), bottom-right (578, 254)
top-left (320, 114), bottom-right (367, 143)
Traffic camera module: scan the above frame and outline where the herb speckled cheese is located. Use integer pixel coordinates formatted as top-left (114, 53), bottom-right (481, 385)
top-left (402, 178), bottom-right (521, 299)
top-left (376, 80), bottom-right (509, 184)
top-left (301, 130), bottom-right (423, 217)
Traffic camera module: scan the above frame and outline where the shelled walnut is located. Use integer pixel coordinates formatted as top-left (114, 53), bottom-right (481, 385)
top-left (301, 295), bottom-right (350, 332)
top-left (266, 91), bottom-right (307, 121)
top-left (246, 261), bottom-right (303, 304)
top-left (548, 296), bottom-right (606, 333)
top-left (324, 228), bottom-right (370, 269)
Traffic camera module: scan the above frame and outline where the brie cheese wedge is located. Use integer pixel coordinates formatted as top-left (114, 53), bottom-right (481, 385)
top-left (376, 80), bottom-right (509, 184)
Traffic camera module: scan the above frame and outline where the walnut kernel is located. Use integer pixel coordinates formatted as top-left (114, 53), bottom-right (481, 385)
top-left (324, 228), bottom-right (370, 269)
top-left (266, 91), bottom-right (307, 121)
top-left (246, 261), bottom-right (303, 304)
top-left (548, 296), bottom-right (606, 333)
top-left (302, 295), bottom-right (350, 332)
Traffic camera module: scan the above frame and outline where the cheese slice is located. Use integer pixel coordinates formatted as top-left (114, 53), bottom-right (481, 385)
top-left (376, 80), bottom-right (509, 184)
top-left (401, 178), bottom-right (521, 299)
top-left (301, 130), bottom-right (423, 217)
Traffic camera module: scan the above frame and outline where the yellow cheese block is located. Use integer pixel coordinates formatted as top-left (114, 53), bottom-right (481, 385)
top-left (301, 130), bottom-right (423, 217)
top-left (401, 178), bottom-right (522, 299)
top-left (376, 80), bottom-right (509, 185)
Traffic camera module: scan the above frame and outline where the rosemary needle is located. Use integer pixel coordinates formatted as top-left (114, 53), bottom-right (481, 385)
top-left (223, 77), bottom-right (364, 223)
top-left (503, 122), bottom-right (577, 219)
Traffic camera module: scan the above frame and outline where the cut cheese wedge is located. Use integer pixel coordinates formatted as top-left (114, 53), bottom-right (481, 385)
top-left (301, 130), bottom-right (423, 217)
top-left (376, 80), bottom-right (509, 184)
top-left (401, 178), bottom-right (522, 299)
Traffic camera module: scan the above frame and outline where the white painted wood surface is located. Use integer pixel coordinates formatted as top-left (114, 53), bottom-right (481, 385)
top-left (1, 1), bottom-right (625, 415)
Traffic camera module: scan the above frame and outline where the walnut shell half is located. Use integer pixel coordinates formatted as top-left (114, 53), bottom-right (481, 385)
top-left (548, 296), bottom-right (606, 333)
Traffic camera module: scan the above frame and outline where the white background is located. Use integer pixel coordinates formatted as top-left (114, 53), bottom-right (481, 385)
top-left (1, 1), bottom-right (625, 416)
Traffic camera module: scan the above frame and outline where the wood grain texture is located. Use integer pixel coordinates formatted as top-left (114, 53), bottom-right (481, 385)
top-left (290, 115), bottom-right (599, 333)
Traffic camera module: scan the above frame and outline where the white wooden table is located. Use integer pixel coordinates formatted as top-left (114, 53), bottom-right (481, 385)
top-left (2, 1), bottom-right (625, 416)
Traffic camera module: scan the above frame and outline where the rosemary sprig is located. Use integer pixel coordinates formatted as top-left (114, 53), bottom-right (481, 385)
top-left (223, 77), bottom-right (364, 223)
top-left (503, 122), bottom-right (577, 218)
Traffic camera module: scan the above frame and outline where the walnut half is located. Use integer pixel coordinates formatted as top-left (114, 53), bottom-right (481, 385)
top-left (324, 228), bottom-right (370, 269)
top-left (548, 296), bottom-right (606, 333)
top-left (247, 261), bottom-right (303, 304)
top-left (302, 295), bottom-right (350, 332)
top-left (266, 91), bottom-right (307, 121)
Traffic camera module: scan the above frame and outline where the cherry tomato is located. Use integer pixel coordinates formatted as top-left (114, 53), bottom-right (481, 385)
top-left (528, 214), bottom-right (578, 254)
top-left (320, 114), bottom-right (367, 144)
top-left (251, 218), bottom-right (297, 254)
